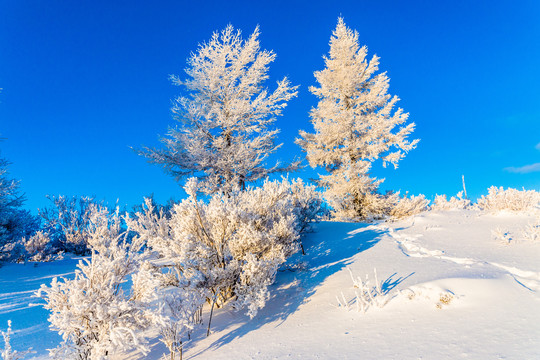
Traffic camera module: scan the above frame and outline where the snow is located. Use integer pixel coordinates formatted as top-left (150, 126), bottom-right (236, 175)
top-left (0, 256), bottom-right (80, 356)
top-left (1, 210), bottom-right (539, 359)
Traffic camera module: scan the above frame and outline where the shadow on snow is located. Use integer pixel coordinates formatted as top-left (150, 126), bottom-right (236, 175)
top-left (187, 221), bottom-right (389, 358)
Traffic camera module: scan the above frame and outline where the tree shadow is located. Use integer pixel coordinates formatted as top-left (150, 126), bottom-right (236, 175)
top-left (186, 221), bottom-right (389, 358)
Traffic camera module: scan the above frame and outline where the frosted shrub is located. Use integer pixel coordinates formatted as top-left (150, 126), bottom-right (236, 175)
top-left (23, 231), bottom-right (59, 262)
top-left (127, 177), bottom-right (321, 334)
top-left (169, 178), bottom-right (309, 317)
top-left (131, 262), bottom-right (206, 360)
top-left (476, 186), bottom-right (540, 212)
top-left (388, 192), bottom-right (429, 220)
top-left (37, 207), bottom-right (152, 359)
top-left (0, 321), bottom-right (34, 360)
top-left (288, 178), bottom-right (325, 235)
top-left (39, 195), bottom-right (110, 255)
top-left (431, 191), bottom-right (471, 211)
top-left (326, 185), bottom-right (391, 221)
top-left (157, 288), bottom-right (205, 360)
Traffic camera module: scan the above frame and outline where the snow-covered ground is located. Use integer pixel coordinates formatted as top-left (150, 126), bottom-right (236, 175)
top-left (2, 209), bottom-right (540, 359)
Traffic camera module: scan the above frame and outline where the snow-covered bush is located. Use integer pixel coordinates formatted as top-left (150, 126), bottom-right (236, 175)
top-left (320, 172), bottom-right (390, 221)
top-left (39, 195), bottom-right (109, 255)
top-left (389, 193), bottom-right (430, 220)
top-left (325, 190), bottom-right (427, 222)
top-left (476, 186), bottom-right (540, 212)
top-left (431, 191), bottom-right (471, 211)
top-left (139, 24), bottom-right (299, 195)
top-left (127, 177), bottom-right (322, 324)
top-left (131, 262), bottom-right (206, 360)
top-left (37, 207), bottom-right (153, 359)
top-left (288, 178), bottom-right (325, 236)
top-left (0, 321), bottom-right (34, 360)
top-left (297, 18), bottom-right (418, 221)
top-left (22, 231), bottom-right (58, 262)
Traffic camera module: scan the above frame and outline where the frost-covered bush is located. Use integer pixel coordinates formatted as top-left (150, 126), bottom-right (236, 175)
top-left (39, 195), bottom-right (110, 255)
top-left (22, 231), bottom-right (58, 262)
top-left (287, 178), bottom-right (325, 236)
top-left (431, 191), bottom-right (471, 211)
top-left (131, 262), bottom-right (206, 360)
top-left (1, 321), bottom-right (34, 360)
top-left (388, 192), bottom-right (429, 220)
top-left (327, 190), bottom-right (427, 222)
top-left (323, 178), bottom-right (390, 221)
top-left (476, 186), bottom-right (540, 212)
top-left (127, 177), bottom-right (322, 322)
top-left (37, 207), bottom-right (153, 359)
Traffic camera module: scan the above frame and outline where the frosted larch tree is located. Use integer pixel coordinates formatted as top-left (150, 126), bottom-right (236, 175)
top-left (297, 18), bottom-right (418, 219)
top-left (140, 25), bottom-right (300, 194)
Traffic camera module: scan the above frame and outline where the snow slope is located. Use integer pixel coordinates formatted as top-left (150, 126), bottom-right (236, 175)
top-left (1, 210), bottom-right (539, 359)
top-left (0, 256), bottom-right (80, 356)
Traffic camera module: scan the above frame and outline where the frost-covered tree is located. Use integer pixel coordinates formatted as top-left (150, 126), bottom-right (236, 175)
top-left (140, 24), bottom-right (300, 194)
top-left (297, 18), bottom-right (418, 220)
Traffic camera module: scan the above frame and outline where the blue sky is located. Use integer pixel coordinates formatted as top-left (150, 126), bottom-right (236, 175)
top-left (1, 0), bottom-right (539, 212)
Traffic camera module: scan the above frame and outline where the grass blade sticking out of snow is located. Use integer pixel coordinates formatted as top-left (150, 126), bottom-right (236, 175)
top-left (1, 320), bottom-right (35, 360)
top-left (335, 268), bottom-right (391, 313)
top-left (491, 227), bottom-right (512, 245)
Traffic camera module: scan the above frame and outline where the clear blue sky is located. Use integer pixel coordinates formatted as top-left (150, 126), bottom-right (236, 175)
top-left (1, 0), bottom-right (539, 212)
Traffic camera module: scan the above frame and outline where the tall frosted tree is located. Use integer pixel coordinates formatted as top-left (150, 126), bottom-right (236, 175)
top-left (297, 18), bottom-right (418, 219)
top-left (140, 25), bottom-right (299, 194)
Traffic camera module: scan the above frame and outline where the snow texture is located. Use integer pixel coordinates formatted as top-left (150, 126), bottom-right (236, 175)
top-left (1, 209), bottom-right (539, 359)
